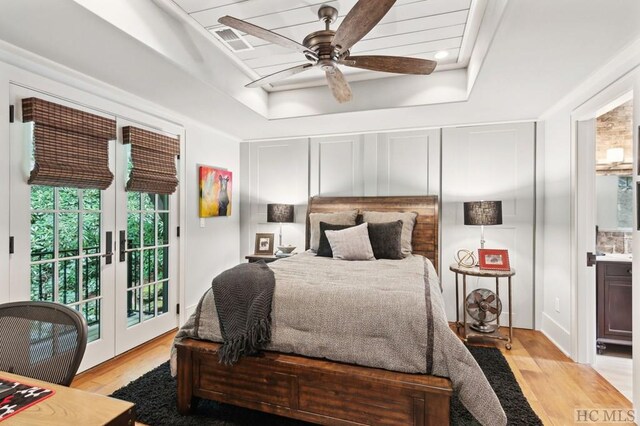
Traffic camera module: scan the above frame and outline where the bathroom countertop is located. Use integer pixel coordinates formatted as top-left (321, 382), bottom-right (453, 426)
top-left (596, 253), bottom-right (633, 263)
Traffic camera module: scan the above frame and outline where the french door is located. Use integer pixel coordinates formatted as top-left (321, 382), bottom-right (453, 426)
top-left (8, 87), bottom-right (180, 371)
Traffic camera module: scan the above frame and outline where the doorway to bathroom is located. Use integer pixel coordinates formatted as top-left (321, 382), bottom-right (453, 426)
top-left (592, 95), bottom-right (633, 401)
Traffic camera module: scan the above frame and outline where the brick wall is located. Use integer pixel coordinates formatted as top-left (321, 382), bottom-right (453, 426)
top-left (596, 99), bottom-right (633, 166)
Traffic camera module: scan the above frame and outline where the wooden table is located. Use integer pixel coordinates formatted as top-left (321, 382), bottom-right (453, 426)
top-left (449, 263), bottom-right (516, 350)
top-left (1, 371), bottom-right (134, 425)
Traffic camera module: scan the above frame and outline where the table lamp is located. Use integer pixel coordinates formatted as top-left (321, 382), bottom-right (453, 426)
top-left (463, 201), bottom-right (502, 248)
top-left (267, 203), bottom-right (294, 246)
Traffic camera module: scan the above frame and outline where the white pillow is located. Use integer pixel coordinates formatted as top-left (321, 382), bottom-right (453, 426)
top-left (325, 223), bottom-right (375, 261)
top-left (309, 210), bottom-right (358, 251)
top-left (361, 211), bottom-right (418, 257)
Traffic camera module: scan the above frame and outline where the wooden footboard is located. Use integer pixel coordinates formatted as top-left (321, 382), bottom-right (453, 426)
top-left (176, 339), bottom-right (452, 425)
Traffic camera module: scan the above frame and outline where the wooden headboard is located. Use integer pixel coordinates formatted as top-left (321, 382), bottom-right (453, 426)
top-left (306, 196), bottom-right (439, 271)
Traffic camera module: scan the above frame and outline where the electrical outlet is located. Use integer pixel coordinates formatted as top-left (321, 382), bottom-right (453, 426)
top-left (555, 297), bottom-right (560, 313)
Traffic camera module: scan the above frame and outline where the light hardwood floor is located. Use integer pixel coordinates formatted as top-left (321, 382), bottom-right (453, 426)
top-left (71, 328), bottom-right (632, 425)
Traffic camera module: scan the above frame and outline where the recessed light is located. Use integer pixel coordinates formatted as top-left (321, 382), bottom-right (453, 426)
top-left (434, 51), bottom-right (449, 60)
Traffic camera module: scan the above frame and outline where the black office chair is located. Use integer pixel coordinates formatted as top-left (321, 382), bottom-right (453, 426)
top-left (0, 301), bottom-right (88, 386)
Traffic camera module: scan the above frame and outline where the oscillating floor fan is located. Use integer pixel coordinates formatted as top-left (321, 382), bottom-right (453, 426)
top-left (465, 288), bottom-right (502, 333)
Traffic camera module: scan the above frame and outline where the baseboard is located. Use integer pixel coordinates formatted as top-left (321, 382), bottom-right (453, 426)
top-left (541, 312), bottom-right (572, 357)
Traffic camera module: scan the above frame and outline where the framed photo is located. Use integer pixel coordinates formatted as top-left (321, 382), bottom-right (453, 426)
top-left (478, 249), bottom-right (510, 271)
top-left (199, 165), bottom-right (233, 218)
top-left (254, 233), bottom-right (275, 255)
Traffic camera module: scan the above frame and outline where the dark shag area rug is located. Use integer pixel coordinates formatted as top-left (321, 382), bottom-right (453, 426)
top-left (111, 346), bottom-right (541, 425)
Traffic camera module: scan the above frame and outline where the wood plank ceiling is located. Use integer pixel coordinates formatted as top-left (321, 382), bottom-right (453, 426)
top-left (172, 0), bottom-right (477, 90)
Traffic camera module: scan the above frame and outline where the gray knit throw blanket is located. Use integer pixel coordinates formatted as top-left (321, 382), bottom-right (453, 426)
top-left (212, 261), bottom-right (275, 365)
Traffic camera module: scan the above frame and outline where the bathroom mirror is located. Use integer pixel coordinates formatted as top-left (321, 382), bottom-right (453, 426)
top-left (596, 175), bottom-right (633, 230)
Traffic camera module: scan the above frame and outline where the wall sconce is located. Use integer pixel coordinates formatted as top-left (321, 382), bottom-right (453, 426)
top-left (606, 147), bottom-right (624, 164)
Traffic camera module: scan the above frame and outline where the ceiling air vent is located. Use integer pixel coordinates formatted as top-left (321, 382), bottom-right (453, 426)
top-left (212, 27), bottom-right (253, 52)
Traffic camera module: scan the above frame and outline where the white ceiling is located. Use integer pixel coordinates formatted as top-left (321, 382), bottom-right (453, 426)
top-left (171, 0), bottom-right (480, 90)
top-left (0, 0), bottom-right (638, 140)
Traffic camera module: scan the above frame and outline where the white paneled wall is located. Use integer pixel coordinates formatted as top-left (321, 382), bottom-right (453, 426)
top-left (377, 130), bottom-right (440, 196)
top-left (310, 134), bottom-right (365, 197)
top-left (441, 123), bottom-right (536, 328)
top-left (240, 139), bottom-right (309, 258)
top-left (240, 123), bottom-right (536, 328)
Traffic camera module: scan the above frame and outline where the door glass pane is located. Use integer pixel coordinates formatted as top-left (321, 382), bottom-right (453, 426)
top-left (82, 300), bottom-right (101, 342)
top-left (58, 213), bottom-right (79, 258)
top-left (143, 193), bottom-right (155, 211)
top-left (157, 281), bottom-right (168, 316)
top-left (31, 186), bottom-right (54, 210)
top-left (143, 249), bottom-right (155, 284)
top-left (127, 191), bottom-right (140, 211)
top-left (83, 213), bottom-right (100, 255)
top-left (157, 194), bottom-right (168, 211)
top-left (128, 250), bottom-right (140, 288)
top-left (31, 213), bottom-right (54, 261)
top-left (59, 188), bottom-right (79, 210)
top-left (58, 258), bottom-right (79, 304)
top-left (158, 213), bottom-right (168, 245)
top-left (157, 247), bottom-right (168, 280)
top-left (127, 288), bottom-right (141, 327)
top-left (83, 256), bottom-right (101, 300)
top-left (143, 213), bottom-right (155, 247)
top-left (127, 213), bottom-right (141, 249)
top-left (143, 284), bottom-right (155, 321)
top-left (31, 262), bottom-right (54, 302)
top-left (83, 189), bottom-right (100, 211)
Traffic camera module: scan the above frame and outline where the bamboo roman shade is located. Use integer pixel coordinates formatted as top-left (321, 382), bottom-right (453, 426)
top-left (22, 97), bottom-right (116, 189)
top-left (123, 126), bottom-right (180, 195)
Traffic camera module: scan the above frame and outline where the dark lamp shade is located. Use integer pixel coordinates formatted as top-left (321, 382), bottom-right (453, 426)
top-left (267, 204), bottom-right (294, 223)
top-left (463, 201), bottom-right (502, 226)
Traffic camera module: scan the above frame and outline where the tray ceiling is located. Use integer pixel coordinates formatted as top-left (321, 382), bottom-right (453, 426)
top-left (171, 0), bottom-right (480, 91)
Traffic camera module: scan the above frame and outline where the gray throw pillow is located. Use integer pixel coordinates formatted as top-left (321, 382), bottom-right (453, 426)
top-left (361, 211), bottom-right (418, 257)
top-left (325, 223), bottom-right (375, 261)
top-left (317, 222), bottom-right (353, 257)
top-left (368, 221), bottom-right (403, 260)
top-left (309, 210), bottom-right (358, 251)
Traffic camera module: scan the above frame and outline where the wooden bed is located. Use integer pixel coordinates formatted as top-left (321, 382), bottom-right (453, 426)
top-left (176, 195), bottom-right (451, 425)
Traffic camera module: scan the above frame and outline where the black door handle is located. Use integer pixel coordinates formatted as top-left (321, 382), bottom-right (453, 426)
top-left (119, 230), bottom-right (127, 262)
top-left (587, 252), bottom-right (596, 267)
top-left (103, 231), bottom-right (113, 264)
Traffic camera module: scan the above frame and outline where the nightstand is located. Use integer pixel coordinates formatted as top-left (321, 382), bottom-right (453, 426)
top-left (245, 254), bottom-right (279, 263)
top-left (449, 263), bottom-right (515, 350)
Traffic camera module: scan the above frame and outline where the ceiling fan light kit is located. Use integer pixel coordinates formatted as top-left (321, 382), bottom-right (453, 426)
top-left (218, 0), bottom-right (438, 103)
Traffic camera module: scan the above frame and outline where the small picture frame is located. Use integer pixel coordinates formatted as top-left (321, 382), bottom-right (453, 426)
top-left (478, 249), bottom-right (511, 271)
top-left (254, 233), bottom-right (275, 255)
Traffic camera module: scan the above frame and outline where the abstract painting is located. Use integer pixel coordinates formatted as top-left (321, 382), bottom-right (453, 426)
top-left (199, 165), bottom-right (232, 217)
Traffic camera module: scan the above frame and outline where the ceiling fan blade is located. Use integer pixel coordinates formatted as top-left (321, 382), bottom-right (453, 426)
top-left (467, 303), bottom-right (479, 310)
top-left (478, 311), bottom-right (486, 321)
top-left (474, 292), bottom-right (484, 302)
top-left (331, 0), bottom-right (396, 54)
top-left (219, 16), bottom-right (317, 59)
top-left (341, 55), bottom-right (437, 75)
top-left (484, 294), bottom-right (496, 304)
top-left (246, 63), bottom-right (314, 88)
top-left (488, 306), bottom-right (499, 315)
top-left (325, 67), bottom-right (352, 103)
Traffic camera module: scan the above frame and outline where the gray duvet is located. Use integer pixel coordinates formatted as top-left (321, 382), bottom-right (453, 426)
top-left (171, 252), bottom-right (506, 426)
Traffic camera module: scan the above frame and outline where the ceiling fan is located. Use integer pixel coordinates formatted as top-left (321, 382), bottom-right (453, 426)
top-left (218, 0), bottom-right (438, 103)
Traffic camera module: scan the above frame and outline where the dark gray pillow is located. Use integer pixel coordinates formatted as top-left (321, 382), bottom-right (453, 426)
top-left (317, 222), bottom-right (353, 257)
top-left (367, 220), bottom-right (404, 260)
